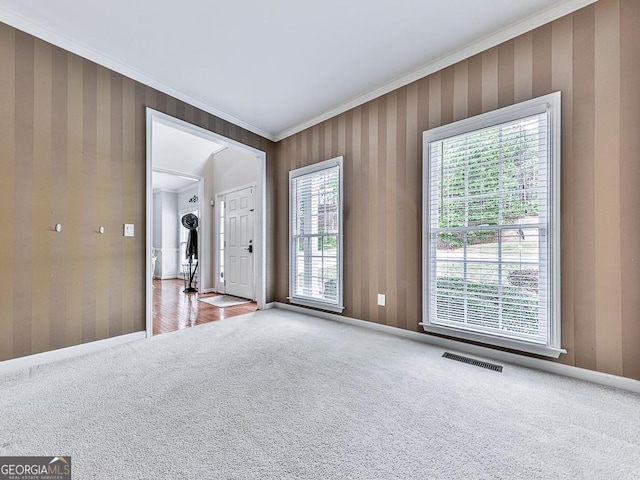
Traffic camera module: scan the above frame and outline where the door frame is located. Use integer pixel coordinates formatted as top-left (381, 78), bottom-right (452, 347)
top-left (145, 108), bottom-right (268, 338)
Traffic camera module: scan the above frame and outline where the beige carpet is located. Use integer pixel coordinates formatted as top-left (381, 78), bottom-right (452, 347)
top-left (0, 309), bottom-right (639, 479)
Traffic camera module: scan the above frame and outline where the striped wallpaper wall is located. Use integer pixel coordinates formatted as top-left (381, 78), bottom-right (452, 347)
top-left (274, 0), bottom-right (640, 380)
top-left (0, 23), bottom-right (275, 362)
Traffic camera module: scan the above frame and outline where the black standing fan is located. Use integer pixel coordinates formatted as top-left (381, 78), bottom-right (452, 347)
top-left (181, 213), bottom-right (198, 293)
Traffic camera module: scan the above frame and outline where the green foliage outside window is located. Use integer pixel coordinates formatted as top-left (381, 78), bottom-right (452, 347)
top-left (437, 124), bottom-right (540, 249)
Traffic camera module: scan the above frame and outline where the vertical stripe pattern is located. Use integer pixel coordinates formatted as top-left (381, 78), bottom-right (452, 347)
top-left (0, 21), bottom-right (275, 362)
top-left (274, 0), bottom-right (640, 379)
top-left (1, 1), bottom-right (638, 380)
top-left (618, 0), bottom-right (640, 380)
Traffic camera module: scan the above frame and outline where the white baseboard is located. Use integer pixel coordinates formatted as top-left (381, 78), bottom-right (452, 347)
top-left (274, 302), bottom-right (640, 394)
top-left (202, 288), bottom-right (217, 294)
top-left (0, 331), bottom-right (146, 376)
top-left (262, 302), bottom-right (277, 310)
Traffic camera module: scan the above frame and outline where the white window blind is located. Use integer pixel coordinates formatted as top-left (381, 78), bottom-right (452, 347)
top-left (289, 157), bottom-right (344, 312)
top-left (422, 93), bottom-right (562, 356)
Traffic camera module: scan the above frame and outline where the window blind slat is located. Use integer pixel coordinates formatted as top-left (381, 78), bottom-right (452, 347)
top-left (427, 107), bottom-right (554, 345)
top-left (290, 159), bottom-right (343, 309)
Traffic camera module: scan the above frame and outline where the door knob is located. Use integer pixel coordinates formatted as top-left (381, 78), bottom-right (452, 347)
top-left (245, 245), bottom-right (253, 253)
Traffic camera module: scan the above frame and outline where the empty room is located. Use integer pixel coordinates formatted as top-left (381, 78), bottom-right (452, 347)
top-left (0, 0), bottom-right (639, 478)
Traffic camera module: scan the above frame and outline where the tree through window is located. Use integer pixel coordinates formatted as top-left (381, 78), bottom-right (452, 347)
top-left (289, 157), bottom-right (344, 312)
top-left (422, 93), bottom-right (563, 357)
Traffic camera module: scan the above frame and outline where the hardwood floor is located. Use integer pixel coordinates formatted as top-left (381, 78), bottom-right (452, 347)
top-left (153, 278), bottom-right (257, 335)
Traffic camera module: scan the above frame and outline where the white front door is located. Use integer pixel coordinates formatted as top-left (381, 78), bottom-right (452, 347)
top-left (225, 186), bottom-right (254, 300)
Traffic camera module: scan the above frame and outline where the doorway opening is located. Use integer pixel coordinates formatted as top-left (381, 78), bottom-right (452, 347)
top-left (152, 169), bottom-right (203, 289)
top-left (146, 108), bottom-right (267, 337)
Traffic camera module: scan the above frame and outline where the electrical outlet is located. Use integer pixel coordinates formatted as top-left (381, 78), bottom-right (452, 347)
top-left (124, 224), bottom-right (134, 237)
top-left (377, 294), bottom-right (386, 307)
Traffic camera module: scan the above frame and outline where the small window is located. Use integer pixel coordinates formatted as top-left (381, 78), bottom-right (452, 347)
top-left (219, 200), bottom-right (225, 283)
top-left (289, 157), bottom-right (344, 312)
top-left (422, 92), bottom-right (563, 357)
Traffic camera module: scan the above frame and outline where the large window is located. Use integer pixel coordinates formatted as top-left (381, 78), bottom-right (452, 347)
top-left (422, 92), bottom-right (563, 357)
top-left (289, 157), bottom-right (344, 312)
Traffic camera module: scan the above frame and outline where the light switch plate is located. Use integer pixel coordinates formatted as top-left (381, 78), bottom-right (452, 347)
top-left (124, 224), bottom-right (134, 237)
top-left (377, 294), bottom-right (386, 307)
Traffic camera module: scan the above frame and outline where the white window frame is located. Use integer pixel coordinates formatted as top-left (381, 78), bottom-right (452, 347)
top-left (289, 156), bottom-right (344, 313)
top-left (216, 195), bottom-right (226, 293)
top-left (421, 92), bottom-right (565, 358)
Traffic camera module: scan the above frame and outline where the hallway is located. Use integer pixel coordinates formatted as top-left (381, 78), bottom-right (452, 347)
top-left (153, 279), bottom-right (257, 335)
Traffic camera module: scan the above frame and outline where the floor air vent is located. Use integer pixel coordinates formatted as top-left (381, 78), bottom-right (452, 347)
top-left (442, 352), bottom-right (503, 372)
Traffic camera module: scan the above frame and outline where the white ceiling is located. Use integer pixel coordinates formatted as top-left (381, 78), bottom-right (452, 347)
top-left (0, 0), bottom-right (594, 141)
top-left (152, 171), bottom-right (198, 193)
top-left (152, 121), bottom-right (224, 175)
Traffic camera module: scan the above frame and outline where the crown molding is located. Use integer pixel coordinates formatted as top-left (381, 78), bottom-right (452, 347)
top-left (0, 0), bottom-right (598, 145)
top-left (177, 183), bottom-right (199, 194)
top-left (273, 0), bottom-right (598, 141)
top-left (0, 7), bottom-right (276, 142)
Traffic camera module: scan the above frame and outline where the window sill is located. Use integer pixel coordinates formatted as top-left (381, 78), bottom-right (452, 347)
top-left (419, 323), bottom-right (566, 358)
top-left (288, 297), bottom-right (344, 314)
